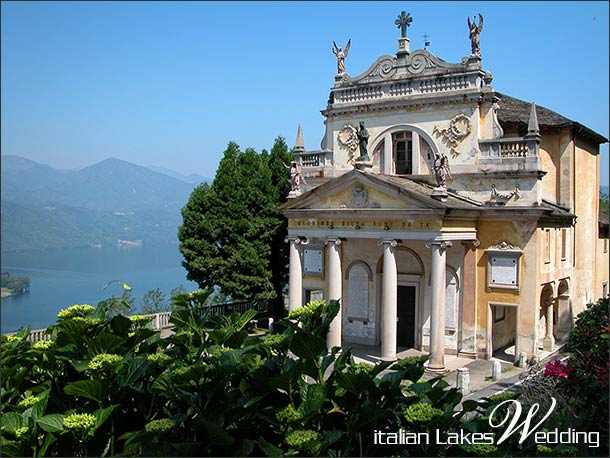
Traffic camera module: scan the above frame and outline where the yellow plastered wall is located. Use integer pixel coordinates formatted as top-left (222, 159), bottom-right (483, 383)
top-left (475, 220), bottom-right (538, 357)
top-left (573, 140), bottom-right (600, 312)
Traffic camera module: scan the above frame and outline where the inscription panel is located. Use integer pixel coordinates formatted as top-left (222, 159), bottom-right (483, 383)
top-left (303, 249), bottom-right (323, 275)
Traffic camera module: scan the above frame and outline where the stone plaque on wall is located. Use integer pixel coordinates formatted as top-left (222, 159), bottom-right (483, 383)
top-left (303, 249), bottom-right (323, 275)
top-left (490, 256), bottom-right (518, 286)
top-left (347, 265), bottom-right (369, 320)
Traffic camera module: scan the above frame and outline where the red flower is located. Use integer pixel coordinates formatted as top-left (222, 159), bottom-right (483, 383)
top-left (544, 360), bottom-right (573, 378)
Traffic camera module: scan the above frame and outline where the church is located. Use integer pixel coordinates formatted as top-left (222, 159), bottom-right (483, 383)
top-left (278, 12), bottom-right (608, 371)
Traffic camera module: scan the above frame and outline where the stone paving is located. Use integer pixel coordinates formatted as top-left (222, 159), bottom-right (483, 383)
top-left (348, 343), bottom-right (566, 402)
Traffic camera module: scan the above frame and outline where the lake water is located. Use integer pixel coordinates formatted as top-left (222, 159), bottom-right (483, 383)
top-left (1, 244), bottom-right (198, 333)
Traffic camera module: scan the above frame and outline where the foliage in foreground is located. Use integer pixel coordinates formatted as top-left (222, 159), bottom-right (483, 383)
top-left (1, 295), bottom-right (608, 456)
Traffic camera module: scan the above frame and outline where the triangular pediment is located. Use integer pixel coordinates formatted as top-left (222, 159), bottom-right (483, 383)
top-left (279, 170), bottom-right (447, 212)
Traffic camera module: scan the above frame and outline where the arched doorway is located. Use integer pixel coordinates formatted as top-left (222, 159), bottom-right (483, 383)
top-left (539, 283), bottom-right (555, 351)
top-left (556, 279), bottom-right (571, 341)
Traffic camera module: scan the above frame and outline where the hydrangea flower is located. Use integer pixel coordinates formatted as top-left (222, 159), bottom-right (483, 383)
top-left (145, 418), bottom-right (174, 433)
top-left (352, 362), bottom-right (374, 375)
top-left (129, 315), bottom-right (152, 326)
top-left (147, 352), bottom-right (171, 364)
top-left (261, 334), bottom-right (288, 349)
top-left (275, 404), bottom-right (302, 423)
top-left (63, 413), bottom-right (96, 431)
top-left (18, 395), bottom-right (40, 409)
top-left (287, 300), bottom-right (325, 320)
top-left (14, 426), bottom-right (29, 439)
top-left (57, 304), bottom-right (95, 320)
top-left (543, 360), bottom-right (573, 379)
top-left (32, 339), bottom-right (55, 350)
top-left (88, 353), bottom-right (122, 371)
top-left (404, 402), bottom-right (444, 424)
top-left (285, 429), bottom-right (320, 452)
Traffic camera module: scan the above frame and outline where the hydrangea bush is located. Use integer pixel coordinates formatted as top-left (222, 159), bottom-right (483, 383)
top-left (1, 291), bottom-right (608, 456)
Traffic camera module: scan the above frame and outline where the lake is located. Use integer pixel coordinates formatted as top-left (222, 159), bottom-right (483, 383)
top-left (1, 244), bottom-right (198, 333)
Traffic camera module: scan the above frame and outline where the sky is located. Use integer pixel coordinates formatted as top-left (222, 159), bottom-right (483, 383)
top-left (1, 1), bottom-right (608, 185)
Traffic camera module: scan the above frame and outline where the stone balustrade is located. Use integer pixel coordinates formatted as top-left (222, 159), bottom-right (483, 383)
top-left (294, 150), bottom-right (333, 171)
top-left (332, 74), bottom-right (476, 106)
top-left (479, 137), bottom-right (535, 158)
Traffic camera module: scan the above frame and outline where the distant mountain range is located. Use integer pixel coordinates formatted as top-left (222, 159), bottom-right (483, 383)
top-left (1, 155), bottom-right (210, 252)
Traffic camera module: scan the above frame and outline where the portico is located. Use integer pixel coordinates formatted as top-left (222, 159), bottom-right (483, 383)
top-left (279, 170), bottom-right (479, 370)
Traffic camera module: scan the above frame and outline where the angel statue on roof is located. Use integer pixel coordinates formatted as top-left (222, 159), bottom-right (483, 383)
top-left (332, 39), bottom-right (351, 75)
top-left (467, 14), bottom-right (483, 56)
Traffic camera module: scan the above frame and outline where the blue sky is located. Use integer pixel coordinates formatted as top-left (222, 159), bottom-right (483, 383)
top-left (1, 1), bottom-right (608, 185)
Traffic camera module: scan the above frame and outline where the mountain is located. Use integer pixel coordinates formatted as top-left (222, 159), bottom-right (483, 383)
top-left (145, 165), bottom-right (210, 185)
top-left (1, 156), bottom-right (197, 251)
top-left (5, 157), bottom-right (195, 212)
top-left (0, 155), bottom-right (67, 202)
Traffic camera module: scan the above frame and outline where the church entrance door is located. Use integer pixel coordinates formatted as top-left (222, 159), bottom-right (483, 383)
top-left (397, 285), bottom-right (416, 348)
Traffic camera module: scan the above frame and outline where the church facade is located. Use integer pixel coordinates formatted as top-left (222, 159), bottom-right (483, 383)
top-left (278, 13), bottom-right (608, 370)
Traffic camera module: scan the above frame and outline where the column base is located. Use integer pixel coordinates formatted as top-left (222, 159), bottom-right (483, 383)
top-left (380, 355), bottom-right (397, 362)
top-left (425, 365), bottom-right (449, 375)
top-left (543, 336), bottom-right (555, 352)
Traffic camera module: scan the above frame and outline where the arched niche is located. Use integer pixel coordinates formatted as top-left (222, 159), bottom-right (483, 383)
top-left (370, 124), bottom-right (439, 176)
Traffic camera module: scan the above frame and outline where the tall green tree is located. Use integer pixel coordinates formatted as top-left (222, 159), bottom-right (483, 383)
top-left (178, 140), bottom-right (291, 311)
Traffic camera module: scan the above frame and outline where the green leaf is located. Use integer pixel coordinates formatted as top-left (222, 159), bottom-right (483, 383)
top-left (64, 379), bottom-right (106, 403)
top-left (93, 405), bottom-right (116, 430)
top-left (298, 383), bottom-right (326, 416)
top-left (290, 332), bottom-right (327, 359)
top-left (37, 414), bottom-right (65, 433)
top-left (110, 315), bottom-right (132, 337)
top-left (88, 332), bottom-right (125, 356)
top-left (117, 357), bottom-right (148, 387)
top-left (1, 412), bottom-right (22, 434)
top-left (257, 437), bottom-right (284, 457)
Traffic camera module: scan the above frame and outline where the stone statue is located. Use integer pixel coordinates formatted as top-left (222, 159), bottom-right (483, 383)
top-left (395, 11), bottom-right (413, 38)
top-left (332, 39), bottom-right (351, 75)
top-left (356, 121), bottom-right (370, 161)
top-left (284, 161), bottom-right (307, 197)
top-left (433, 153), bottom-right (451, 187)
top-left (467, 14), bottom-right (483, 56)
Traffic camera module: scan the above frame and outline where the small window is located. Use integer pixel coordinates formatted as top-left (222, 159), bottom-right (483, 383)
top-left (393, 131), bottom-right (412, 174)
top-left (561, 228), bottom-right (567, 260)
top-left (544, 229), bottom-right (551, 264)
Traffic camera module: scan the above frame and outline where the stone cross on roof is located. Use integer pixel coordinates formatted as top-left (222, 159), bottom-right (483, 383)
top-left (395, 11), bottom-right (413, 38)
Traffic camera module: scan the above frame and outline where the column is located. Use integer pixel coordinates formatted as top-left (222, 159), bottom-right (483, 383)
top-left (383, 132), bottom-right (393, 174)
top-left (543, 299), bottom-right (555, 351)
top-left (380, 239), bottom-right (398, 361)
top-left (411, 131), bottom-right (420, 174)
top-left (427, 240), bottom-right (449, 372)
top-left (285, 236), bottom-right (304, 313)
top-left (325, 238), bottom-right (342, 349)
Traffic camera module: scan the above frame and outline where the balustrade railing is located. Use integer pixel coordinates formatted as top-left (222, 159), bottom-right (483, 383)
top-left (3, 300), bottom-right (270, 342)
top-left (479, 138), bottom-right (534, 158)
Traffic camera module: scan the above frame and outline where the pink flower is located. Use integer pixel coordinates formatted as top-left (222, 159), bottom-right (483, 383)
top-left (544, 360), bottom-right (573, 378)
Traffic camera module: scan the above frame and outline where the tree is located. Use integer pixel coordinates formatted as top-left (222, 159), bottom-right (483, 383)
top-left (141, 288), bottom-right (168, 314)
top-left (178, 139), bottom-right (291, 315)
top-left (170, 285), bottom-right (188, 299)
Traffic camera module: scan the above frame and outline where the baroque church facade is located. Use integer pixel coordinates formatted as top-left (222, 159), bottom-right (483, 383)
top-left (278, 13), bottom-right (608, 371)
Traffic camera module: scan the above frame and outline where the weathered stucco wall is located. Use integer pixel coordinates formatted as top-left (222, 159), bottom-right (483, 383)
top-left (573, 140), bottom-right (600, 312)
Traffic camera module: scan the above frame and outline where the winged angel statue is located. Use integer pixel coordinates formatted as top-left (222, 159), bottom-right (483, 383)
top-left (467, 14), bottom-right (483, 56)
top-left (332, 39), bottom-right (351, 75)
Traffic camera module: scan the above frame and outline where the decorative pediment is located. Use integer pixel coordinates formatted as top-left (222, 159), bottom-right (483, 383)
top-left (340, 55), bottom-right (397, 85)
top-left (278, 170), bottom-right (447, 213)
top-left (405, 49), bottom-right (466, 75)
